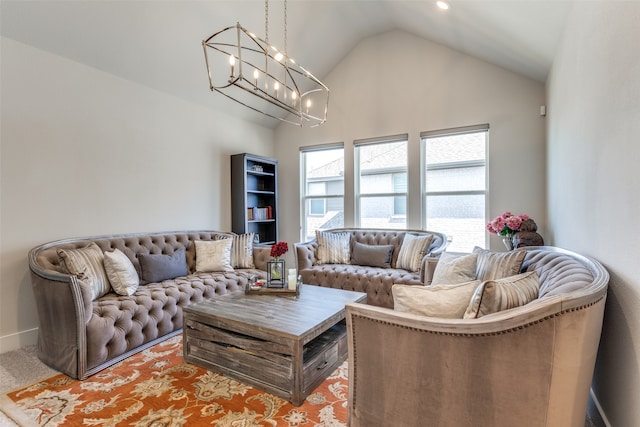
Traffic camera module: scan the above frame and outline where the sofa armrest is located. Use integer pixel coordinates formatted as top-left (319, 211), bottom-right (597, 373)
top-left (295, 240), bottom-right (318, 271)
top-left (420, 256), bottom-right (440, 285)
top-left (30, 271), bottom-right (89, 379)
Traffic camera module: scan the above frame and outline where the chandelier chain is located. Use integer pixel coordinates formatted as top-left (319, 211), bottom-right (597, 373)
top-left (284, 0), bottom-right (287, 56)
top-left (264, 0), bottom-right (269, 45)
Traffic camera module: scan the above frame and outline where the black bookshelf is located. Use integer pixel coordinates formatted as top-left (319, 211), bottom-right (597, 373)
top-left (231, 153), bottom-right (278, 244)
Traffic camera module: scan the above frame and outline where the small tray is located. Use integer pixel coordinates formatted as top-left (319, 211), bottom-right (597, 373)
top-left (245, 281), bottom-right (301, 296)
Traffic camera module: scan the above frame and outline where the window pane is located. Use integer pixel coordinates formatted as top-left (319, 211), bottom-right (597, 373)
top-left (304, 148), bottom-right (344, 196)
top-left (426, 133), bottom-right (485, 165)
top-left (426, 165), bottom-right (485, 192)
top-left (304, 198), bottom-right (344, 240)
top-left (302, 146), bottom-right (345, 241)
top-left (358, 141), bottom-right (407, 195)
top-left (423, 130), bottom-right (487, 251)
top-left (360, 196), bottom-right (406, 229)
top-left (426, 194), bottom-right (485, 252)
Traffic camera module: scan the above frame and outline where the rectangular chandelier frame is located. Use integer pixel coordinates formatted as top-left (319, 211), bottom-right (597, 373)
top-left (203, 23), bottom-right (329, 127)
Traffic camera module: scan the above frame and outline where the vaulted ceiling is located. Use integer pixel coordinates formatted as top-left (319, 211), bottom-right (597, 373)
top-left (1, 0), bottom-right (573, 128)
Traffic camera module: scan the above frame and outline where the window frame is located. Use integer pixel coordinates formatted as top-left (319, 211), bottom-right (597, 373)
top-left (300, 144), bottom-right (345, 241)
top-left (421, 125), bottom-right (489, 251)
top-left (354, 134), bottom-right (408, 228)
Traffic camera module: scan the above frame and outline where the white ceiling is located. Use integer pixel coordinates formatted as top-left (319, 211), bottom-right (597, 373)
top-left (1, 0), bottom-right (574, 128)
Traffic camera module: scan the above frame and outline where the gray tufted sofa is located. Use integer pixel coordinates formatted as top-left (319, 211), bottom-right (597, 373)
top-left (346, 246), bottom-right (609, 427)
top-left (29, 230), bottom-right (270, 380)
top-left (295, 228), bottom-right (449, 308)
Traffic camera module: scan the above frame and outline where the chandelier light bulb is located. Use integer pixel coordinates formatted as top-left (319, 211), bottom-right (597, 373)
top-left (306, 99), bottom-right (311, 114)
top-left (274, 52), bottom-right (284, 61)
top-left (291, 91), bottom-right (297, 107)
top-left (436, 1), bottom-right (450, 10)
top-left (253, 69), bottom-right (259, 87)
top-left (274, 81), bottom-right (280, 98)
top-left (229, 55), bottom-right (235, 78)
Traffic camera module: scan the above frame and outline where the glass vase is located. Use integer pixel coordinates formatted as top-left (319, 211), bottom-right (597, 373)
top-left (267, 259), bottom-right (285, 287)
top-left (503, 236), bottom-right (514, 251)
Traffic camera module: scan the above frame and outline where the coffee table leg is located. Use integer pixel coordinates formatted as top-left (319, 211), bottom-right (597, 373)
top-left (291, 340), bottom-right (305, 406)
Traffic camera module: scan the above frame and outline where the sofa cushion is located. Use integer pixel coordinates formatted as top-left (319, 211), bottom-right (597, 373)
top-left (393, 281), bottom-right (481, 318)
top-left (431, 252), bottom-right (478, 285)
top-left (473, 247), bottom-right (526, 281)
top-left (57, 243), bottom-right (111, 300)
top-left (464, 271), bottom-right (540, 319)
top-left (139, 248), bottom-right (188, 283)
top-left (316, 231), bottom-right (351, 265)
top-left (217, 233), bottom-right (256, 269)
top-left (103, 249), bottom-right (139, 296)
top-left (351, 242), bottom-right (394, 268)
top-left (194, 239), bottom-right (233, 273)
top-left (397, 234), bottom-right (433, 272)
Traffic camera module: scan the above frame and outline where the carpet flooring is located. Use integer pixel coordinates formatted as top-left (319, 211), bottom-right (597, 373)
top-left (0, 336), bottom-right (348, 426)
top-left (0, 340), bottom-right (606, 426)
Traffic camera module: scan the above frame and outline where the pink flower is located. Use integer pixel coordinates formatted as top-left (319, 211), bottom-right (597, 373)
top-left (505, 216), bottom-right (522, 231)
top-left (486, 211), bottom-right (532, 236)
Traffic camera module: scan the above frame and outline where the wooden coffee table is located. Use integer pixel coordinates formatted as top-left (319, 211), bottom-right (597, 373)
top-left (183, 284), bottom-right (366, 405)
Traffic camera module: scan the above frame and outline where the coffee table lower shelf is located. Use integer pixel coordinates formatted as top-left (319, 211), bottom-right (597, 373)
top-left (183, 317), bottom-right (348, 406)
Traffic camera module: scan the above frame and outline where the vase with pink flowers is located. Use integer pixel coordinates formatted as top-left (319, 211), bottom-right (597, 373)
top-left (486, 211), bottom-right (530, 250)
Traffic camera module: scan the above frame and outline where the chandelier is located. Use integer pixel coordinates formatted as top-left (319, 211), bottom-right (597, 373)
top-left (202, 0), bottom-right (329, 127)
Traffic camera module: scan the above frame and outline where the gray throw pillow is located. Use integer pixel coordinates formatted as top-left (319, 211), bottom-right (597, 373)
top-left (138, 248), bottom-right (187, 283)
top-left (351, 242), bottom-right (395, 268)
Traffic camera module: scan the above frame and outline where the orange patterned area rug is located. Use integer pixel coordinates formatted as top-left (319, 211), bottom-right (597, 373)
top-left (0, 336), bottom-right (348, 426)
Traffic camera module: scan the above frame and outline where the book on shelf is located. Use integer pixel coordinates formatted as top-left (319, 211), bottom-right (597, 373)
top-left (248, 206), bottom-right (273, 221)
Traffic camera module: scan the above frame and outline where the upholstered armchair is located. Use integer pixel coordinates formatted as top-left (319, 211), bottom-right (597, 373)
top-left (345, 246), bottom-right (609, 427)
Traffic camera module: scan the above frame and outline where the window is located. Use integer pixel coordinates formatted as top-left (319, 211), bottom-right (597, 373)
top-left (301, 146), bottom-right (344, 241)
top-left (422, 126), bottom-right (488, 252)
top-left (355, 136), bottom-right (408, 229)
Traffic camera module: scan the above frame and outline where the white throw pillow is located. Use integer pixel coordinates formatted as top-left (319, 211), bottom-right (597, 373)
top-left (195, 239), bottom-right (233, 272)
top-left (57, 243), bottom-right (111, 300)
top-left (464, 271), bottom-right (540, 319)
top-left (316, 231), bottom-right (351, 265)
top-left (103, 249), bottom-right (139, 296)
top-left (393, 281), bottom-right (481, 318)
top-left (396, 234), bottom-right (433, 272)
top-left (431, 252), bottom-right (478, 285)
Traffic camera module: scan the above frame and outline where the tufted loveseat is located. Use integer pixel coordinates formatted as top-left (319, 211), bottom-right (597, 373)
top-left (295, 228), bottom-right (449, 308)
top-left (29, 230), bottom-right (270, 380)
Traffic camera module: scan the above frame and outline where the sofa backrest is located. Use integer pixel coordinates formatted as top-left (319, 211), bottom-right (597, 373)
top-left (317, 228), bottom-right (448, 268)
top-left (30, 231), bottom-right (271, 280)
top-left (520, 247), bottom-right (608, 300)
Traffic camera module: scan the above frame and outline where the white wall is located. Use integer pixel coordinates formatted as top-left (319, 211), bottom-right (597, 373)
top-left (547, 3), bottom-right (640, 425)
top-left (0, 37), bottom-right (274, 352)
top-left (274, 30), bottom-right (546, 255)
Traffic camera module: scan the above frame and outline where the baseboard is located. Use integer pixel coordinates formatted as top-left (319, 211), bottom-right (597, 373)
top-left (0, 328), bottom-right (38, 354)
top-left (590, 388), bottom-right (612, 427)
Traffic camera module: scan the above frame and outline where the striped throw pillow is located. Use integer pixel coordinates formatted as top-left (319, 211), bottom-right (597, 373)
top-left (473, 247), bottom-right (526, 281)
top-left (57, 243), bottom-right (111, 300)
top-left (396, 234), bottom-right (433, 272)
top-left (464, 271), bottom-right (540, 318)
top-left (316, 231), bottom-right (351, 265)
top-left (230, 233), bottom-right (256, 269)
